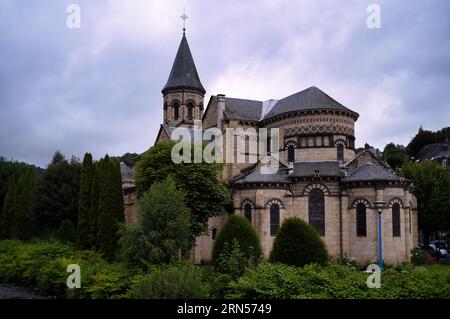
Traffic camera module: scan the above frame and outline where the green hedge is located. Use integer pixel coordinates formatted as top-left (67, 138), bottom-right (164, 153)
top-left (127, 263), bottom-right (210, 299)
top-left (1, 240), bottom-right (449, 299)
top-left (212, 215), bottom-right (262, 267)
top-left (0, 240), bottom-right (131, 298)
top-left (269, 217), bottom-right (328, 267)
top-left (226, 262), bottom-right (450, 299)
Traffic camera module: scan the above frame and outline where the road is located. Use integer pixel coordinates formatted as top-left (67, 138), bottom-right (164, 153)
top-left (0, 284), bottom-right (46, 299)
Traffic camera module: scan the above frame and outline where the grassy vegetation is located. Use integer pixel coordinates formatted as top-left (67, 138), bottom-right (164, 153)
top-left (0, 239), bottom-right (449, 299)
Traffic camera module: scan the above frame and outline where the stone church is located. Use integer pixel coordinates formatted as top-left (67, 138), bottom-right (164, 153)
top-left (124, 31), bottom-right (419, 265)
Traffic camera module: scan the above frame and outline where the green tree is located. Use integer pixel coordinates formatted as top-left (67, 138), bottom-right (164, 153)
top-left (111, 160), bottom-right (125, 224)
top-left (56, 219), bottom-right (78, 243)
top-left (212, 215), bottom-right (262, 268)
top-left (78, 153), bottom-right (95, 248)
top-left (0, 156), bottom-right (41, 211)
top-left (11, 168), bottom-right (36, 240)
top-left (407, 126), bottom-right (439, 158)
top-left (135, 141), bottom-right (229, 247)
top-left (119, 177), bottom-right (192, 268)
top-left (96, 155), bottom-right (125, 260)
top-left (0, 175), bottom-right (16, 239)
top-left (269, 217), bottom-right (328, 267)
top-left (89, 163), bottom-right (100, 247)
top-left (111, 152), bottom-right (141, 168)
top-left (403, 160), bottom-right (450, 244)
top-left (50, 151), bottom-right (66, 166)
top-left (31, 157), bottom-right (81, 235)
top-left (383, 143), bottom-right (408, 171)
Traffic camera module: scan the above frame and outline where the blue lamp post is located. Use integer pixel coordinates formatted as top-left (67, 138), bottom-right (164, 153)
top-left (374, 201), bottom-right (386, 270)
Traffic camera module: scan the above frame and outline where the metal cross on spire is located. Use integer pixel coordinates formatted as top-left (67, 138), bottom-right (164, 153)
top-left (180, 10), bottom-right (189, 35)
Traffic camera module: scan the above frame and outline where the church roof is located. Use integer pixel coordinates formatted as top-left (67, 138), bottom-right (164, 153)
top-left (291, 161), bottom-right (343, 178)
top-left (160, 123), bottom-right (207, 144)
top-left (162, 34), bottom-right (205, 95)
top-left (231, 167), bottom-right (291, 185)
top-left (415, 142), bottom-right (450, 161)
top-left (264, 86), bottom-right (357, 119)
top-left (120, 162), bottom-right (135, 182)
top-left (342, 163), bottom-right (404, 182)
top-left (224, 97), bottom-right (263, 121)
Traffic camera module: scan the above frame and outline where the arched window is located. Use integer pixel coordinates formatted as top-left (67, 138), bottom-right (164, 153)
top-left (287, 145), bottom-right (295, 162)
top-left (337, 144), bottom-right (344, 161)
top-left (309, 189), bottom-right (325, 236)
top-left (356, 203), bottom-right (367, 237)
top-left (187, 102), bottom-right (194, 120)
top-left (173, 102), bottom-right (180, 120)
top-left (244, 203), bottom-right (252, 223)
top-left (212, 228), bottom-right (217, 240)
top-left (270, 204), bottom-right (280, 236)
top-left (392, 203), bottom-right (401, 237)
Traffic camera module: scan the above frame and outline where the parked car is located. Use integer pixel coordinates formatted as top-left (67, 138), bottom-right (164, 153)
top-left (429, 241), bottom-right (448, 257)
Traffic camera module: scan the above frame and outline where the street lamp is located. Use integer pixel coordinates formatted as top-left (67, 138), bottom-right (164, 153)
top-left (374, 200), bottom-right (386, 270)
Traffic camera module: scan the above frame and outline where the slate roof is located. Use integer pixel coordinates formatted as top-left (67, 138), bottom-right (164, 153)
top-left (291, 161), bottom-right (343, 177)
top-left (342, 163), bottom-right (404, 182)
top-left (162, 34), bottom-right (205, 95)
top-left (416, 142), bottom-right (450, 161)
top-left (160, 124), bottom-right (207, 143)
top-left (120, 162), bottom-right (135, 182)
top-left (264, 86), bottom-right (356, 119)
top-left (223, 97), bottom-right (263, 121)
top-left (231, 167), bottom-right (291, 185)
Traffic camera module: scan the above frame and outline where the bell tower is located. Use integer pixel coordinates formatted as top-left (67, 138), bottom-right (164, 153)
top-left (161, 24), bottom-right (205, 128)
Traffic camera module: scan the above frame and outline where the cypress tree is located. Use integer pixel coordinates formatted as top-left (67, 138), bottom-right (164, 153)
top-left (0, 175), bottom-right (16, 239)
top-left (111, 160), bottom-right (125, 223)
top-left (11, 168), bottom-right (36, 240)
top-left (78, 153), bottom-right (94, 248)
top-left (90, 162), bottom-right (100, 247)
top-left (97, 155), bottom-right (117, 259)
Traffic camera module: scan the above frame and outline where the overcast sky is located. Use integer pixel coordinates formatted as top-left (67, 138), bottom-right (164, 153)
top-left (1, 0), bottom-right (449, 167)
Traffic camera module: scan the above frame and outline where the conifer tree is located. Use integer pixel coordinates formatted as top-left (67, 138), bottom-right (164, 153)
top-left (89, 162), bottom-right (100, 247)
top-left (78, 153), bottom-right (94, 248)
top-left (0, 175), bottom-right (16, 239)
top-left (97, 156), bottom-right (116, 259)
top-left (96, 155), bottom-right (125, 259)
top-left (12, 168), bottom-right (36, 240)
top-left (111, 159), bottom-right (125, 223)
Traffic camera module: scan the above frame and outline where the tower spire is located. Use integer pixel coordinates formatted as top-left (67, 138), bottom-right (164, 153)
top-left (180, 10), bottom-right (189, 35)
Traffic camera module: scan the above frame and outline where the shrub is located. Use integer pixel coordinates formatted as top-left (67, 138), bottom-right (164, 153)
top-left (410, 247), bottom-right (434, 265)
top-left (127, 263), bottom-right (210, 299)
top-left (119, 177), bottom-right (192, 269)
top-left (269, 217), bottom-right (328, 267)
top-left (216, 239), bottom-right (246, 279)
top-left (37, 257), bottom-right (76, 297)
top-left (212, 215), bottom-right (261, 268)
top-left (227, 262), bottom-right (450, 299)
top-left (0, 239), bottom-right (131, 299)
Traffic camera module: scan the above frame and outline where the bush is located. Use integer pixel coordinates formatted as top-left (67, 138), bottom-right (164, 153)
top-left (119, 177), bottom-right (192, 269)
top-left (0, 239), bottom-right (131, 299)
top-left (127, 263), bottom-right (210, 299)
top-left (212, 215), bottom-right (261, 268)
top-left (269, 217), bottom-right (328, 267)
top-left (410, 247), bottom-right (434, 265)
top-left (227, 262), bottom-right (450, 299)
top-left (56, 220), bottom-right (78, 244)
top-left (216, 239), bottom-right (246, 279)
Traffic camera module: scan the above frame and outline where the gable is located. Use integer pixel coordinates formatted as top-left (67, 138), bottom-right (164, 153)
top-left (344, 150), bottom-right (390, 172)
